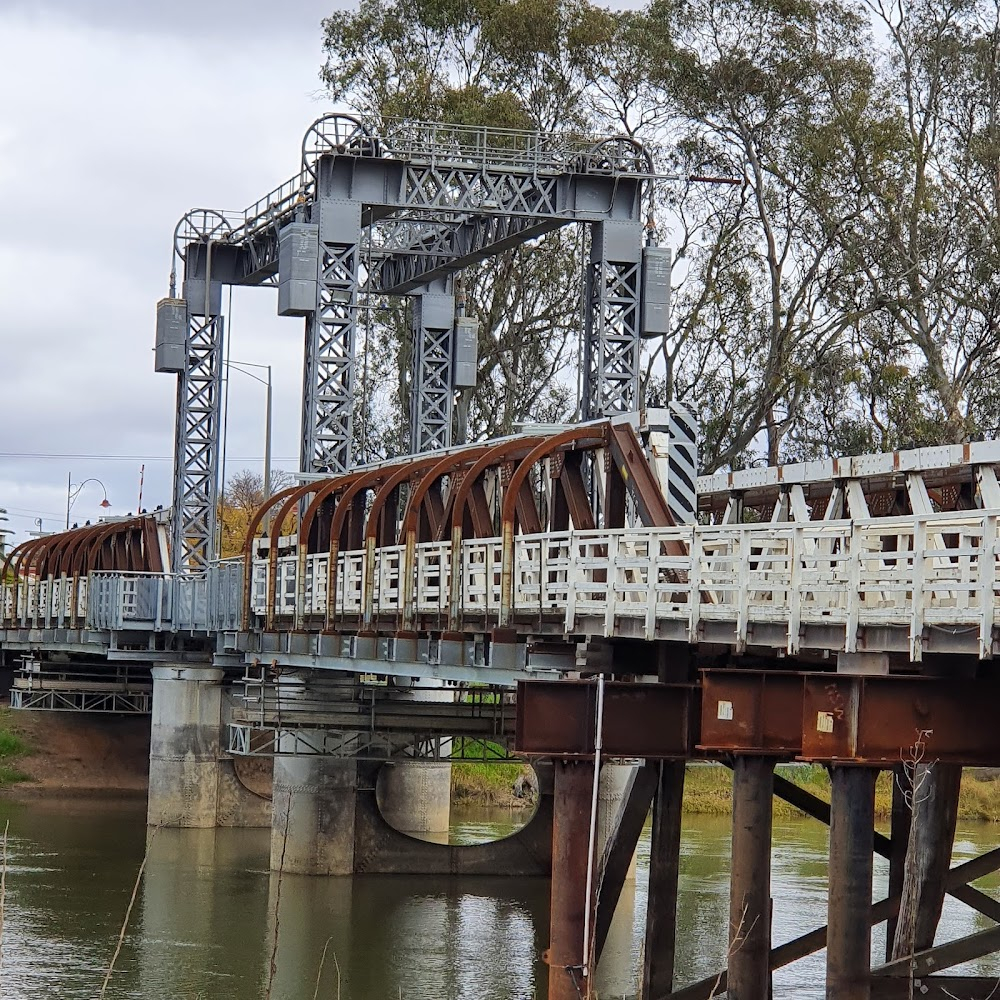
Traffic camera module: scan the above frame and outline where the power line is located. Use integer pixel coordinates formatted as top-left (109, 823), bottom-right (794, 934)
top-left (0, 453), bottom-right (297, 463)
top-left (4, 506), bottom-right (68, 519)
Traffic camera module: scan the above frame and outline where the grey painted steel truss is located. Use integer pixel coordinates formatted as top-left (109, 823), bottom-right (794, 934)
top-left (165, 115), bottom-right (654, 569)
top-left (410, 279), bottom-right (456, 452)
top-left (172, 310), bottom-right (224, 571)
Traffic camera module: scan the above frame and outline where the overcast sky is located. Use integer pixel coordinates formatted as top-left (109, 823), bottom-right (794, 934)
top-left (0, 0), bottom-right (346, 546)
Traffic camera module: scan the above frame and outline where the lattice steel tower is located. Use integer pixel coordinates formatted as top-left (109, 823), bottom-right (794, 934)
top-left (157, 115), bottom-right (665, 570)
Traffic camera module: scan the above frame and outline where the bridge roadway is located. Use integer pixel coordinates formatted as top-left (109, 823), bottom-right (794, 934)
top-left (6, 429), bottom-right (1000, 999)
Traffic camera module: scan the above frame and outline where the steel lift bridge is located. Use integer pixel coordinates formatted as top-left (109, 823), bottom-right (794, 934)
top-left (7, 115), bottom-right (1000, 1000)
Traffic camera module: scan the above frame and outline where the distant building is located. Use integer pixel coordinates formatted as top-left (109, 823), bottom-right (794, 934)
top-left (0, 508), bottom-right (9, 558)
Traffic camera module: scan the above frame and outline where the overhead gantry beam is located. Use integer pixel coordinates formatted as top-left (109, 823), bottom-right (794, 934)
top-left (163, 115), bottom-right (656, 569)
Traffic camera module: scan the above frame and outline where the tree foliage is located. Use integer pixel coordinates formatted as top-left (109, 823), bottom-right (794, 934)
top-left (320, 0), bottom-right (1000, 472)
top-left (218, 469), bottom-right (294, 558)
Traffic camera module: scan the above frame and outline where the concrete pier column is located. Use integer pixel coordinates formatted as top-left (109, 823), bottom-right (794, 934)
top-left (377, 761), bottom-right (452, 841)
top-left (271, 749), bottom-right (358, 875)
top-left (382, 678), bottom-right (454, 838)
top-left (827, 766), bottom-right (877, 1000)
top-left (267, 670), bottom-right (360, 875)
top-left (592, 761), bottom-right (641, 995)
top-left (728, 756), bottom-right (775, 1000)
top-left (594, 871), bottom-right (637, 998)
top-left (147, 666), bottom-right (224, 828)
top-left (597, 761), bottom-right (640, 878)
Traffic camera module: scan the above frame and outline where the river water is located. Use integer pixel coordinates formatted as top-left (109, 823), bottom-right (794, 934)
top-left (0, 796), bottom-right (997, 999)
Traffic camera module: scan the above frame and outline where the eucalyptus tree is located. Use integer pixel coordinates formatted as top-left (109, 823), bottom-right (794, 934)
top-left (321, 0), bottom-right (607, 450)
top-left (832, 0), bottom-right (1000, 446)
top-left (630, 0), bottom-right (881, 469)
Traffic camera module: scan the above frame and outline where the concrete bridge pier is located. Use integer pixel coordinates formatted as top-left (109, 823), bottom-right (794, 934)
top-left (271, 748), bottom-right (358, 875)
top-left (377, 760), bottom-right (452, 842)
top-left (147, 665), bottom-right (270, 829)
top-left (376, 680), bottom-right (455, 841)
top-left (147, 666), bottom-right (225, 828)
top-left (594, 762), bottom-right (641, 996)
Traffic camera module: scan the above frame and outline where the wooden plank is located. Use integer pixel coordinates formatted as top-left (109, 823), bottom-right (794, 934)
top-left (875, 925), bottom-right (1000, 978)
top-left (642, 762), bottom-right (686, 997)
top-left (886, 766), bottom-right (911, 961)
top-left (892, 763), bottom-right (962, 959)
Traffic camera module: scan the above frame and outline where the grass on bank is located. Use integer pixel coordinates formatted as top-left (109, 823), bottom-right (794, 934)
top-left (0, 709), bottom-right (31, 786)
top-left (450, 755), bottom-right (1000, 823)
top-left (451, 739), bottom-right (534, 806)
top-left (683, 763), bottom-right (1000, 823)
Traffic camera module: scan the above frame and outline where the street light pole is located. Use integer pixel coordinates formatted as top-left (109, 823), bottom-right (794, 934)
top-left (264, 365), bottom-right (272, 501)
top-left (224, 360), bottom-right (273, 500)
top-left (66, 475), bottom-right (111, 529)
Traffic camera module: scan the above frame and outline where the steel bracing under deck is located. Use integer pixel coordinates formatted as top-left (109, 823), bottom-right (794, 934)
top-left (161, 115), bottom-right (659, 571)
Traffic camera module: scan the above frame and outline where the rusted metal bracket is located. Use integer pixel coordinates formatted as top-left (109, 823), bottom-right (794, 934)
top-left (514, 680), bottom-right (698, 758)
top-left (700, 669), bottom-right (1000, 767)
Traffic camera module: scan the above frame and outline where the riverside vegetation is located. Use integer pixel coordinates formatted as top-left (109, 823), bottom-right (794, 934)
top-left (3, 714), bottom-right (1000, 822)
top-left (454, 758), bottom-right (1000, 823)
top-left (0, 708), bottom-right (30, 786)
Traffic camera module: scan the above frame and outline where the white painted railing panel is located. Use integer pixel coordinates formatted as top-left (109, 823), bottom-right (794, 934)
top-left (10, 511), bottom-right (1000, 661)
top-left (415, 542), bottom-right (450, 615)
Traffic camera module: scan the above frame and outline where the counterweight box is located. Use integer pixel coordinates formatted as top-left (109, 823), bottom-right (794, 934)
top-left (641, 247), bottom-right (672, 338)
top-left (154, 298), bottom-right (187, 373)
top-left (277, 223), bottom-right (319, 317)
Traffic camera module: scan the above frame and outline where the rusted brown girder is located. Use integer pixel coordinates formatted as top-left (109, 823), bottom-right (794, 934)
top-left (702, 670), bottom-right (1000, 766)
top-left (517, 670), bottom-right (1000, 767)
top-left (446, 437), bottom-right (545, 634)
top-left (499, 426), bottom-right (610, 627)
top-left (606, 420), bottom-right (675, 528)
top-left (2, 516), bottom-right (163, 627)
top-left (515, 680), bottom-right (699, 758)
top-left (359, 452), bottom-right (462, 632)
top-left (800, 674), bottom-right (1000, 765)
top-left (240, 482), bottom-right (302, 628)
top-left (698, 671), bottom-right (805, 757)
top-left (397, 446), bottom-right (491, 634)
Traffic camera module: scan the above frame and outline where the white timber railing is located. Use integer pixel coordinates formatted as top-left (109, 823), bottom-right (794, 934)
top-left (5, 511), bottom-right (1000, 658)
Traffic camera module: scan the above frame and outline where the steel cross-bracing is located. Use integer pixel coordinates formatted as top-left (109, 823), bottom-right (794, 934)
top-left (161, 114), bottom-right (657, 568)
top-left (171, 310), bottom-right (224, 571)
top-left (302, 199), bottom-right (362, 474)
top-left (409, 279), bottom-right (456, 453)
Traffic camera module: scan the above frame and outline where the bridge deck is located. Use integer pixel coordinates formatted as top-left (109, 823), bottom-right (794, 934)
top-left (5, 508), bottom-right (1000, 669)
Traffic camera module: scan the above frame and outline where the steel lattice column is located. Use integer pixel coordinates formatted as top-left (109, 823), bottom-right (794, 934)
top-left (171, 304), bottom-right (223, 573)
top-left (583, 220), bottom-right (643, 419)
top-left (409, 280), bottom-right (455, 454)
top-left (300, 162), bottom-right (363, 475)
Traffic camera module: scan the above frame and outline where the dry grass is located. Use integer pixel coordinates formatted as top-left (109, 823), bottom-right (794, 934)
top-left (682, 763), bottom-right (1000, 822)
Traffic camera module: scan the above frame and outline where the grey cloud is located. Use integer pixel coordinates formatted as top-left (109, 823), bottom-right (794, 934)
top-left (4, 0), bottom-right (348, 39)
